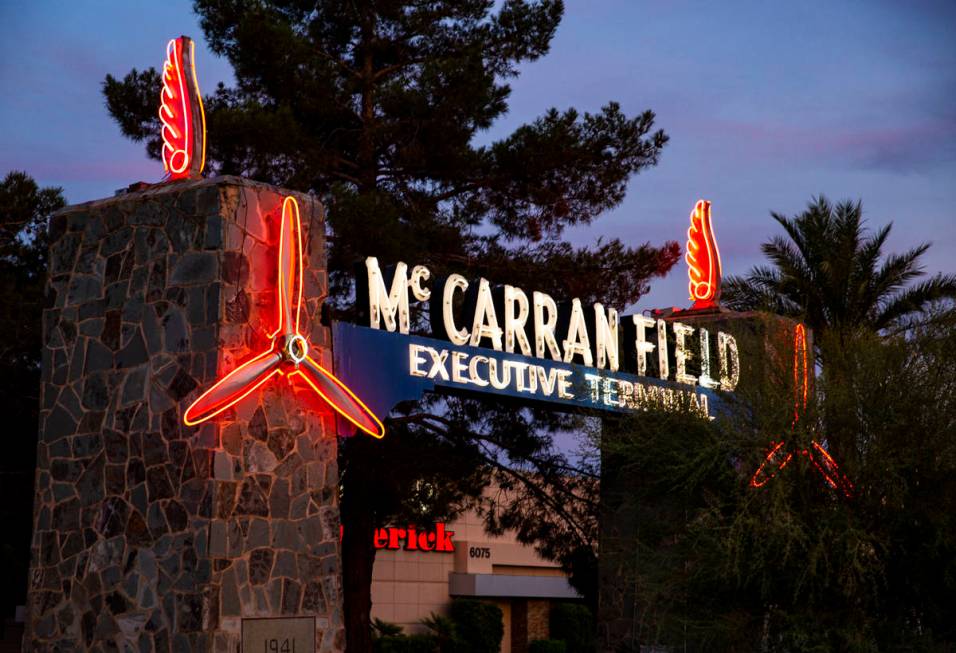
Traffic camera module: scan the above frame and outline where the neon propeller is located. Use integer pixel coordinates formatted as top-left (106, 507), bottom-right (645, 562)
top-left (183, 196), bottom-right (385, 438)
top-left (749, 323), bottom-right (853, 497)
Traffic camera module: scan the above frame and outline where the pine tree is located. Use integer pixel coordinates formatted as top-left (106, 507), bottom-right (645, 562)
top-left (102, 2), bottom-right (680, 648)
top-left (0, 171), bottom-right (65, 621)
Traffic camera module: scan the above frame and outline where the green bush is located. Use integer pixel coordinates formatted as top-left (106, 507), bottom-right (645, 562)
top-left (529, 639), bottom-right (567, 653)
top-left (420, 612), bottom-right (456, 650)
top-left (549, 603), bottom-right (594, 653)
top-left (372, 617), bottom-right (404, 637)
top-left (448, 599), bottom-right (503, 653)
top-left (373, 634), bottom-right (438, 653)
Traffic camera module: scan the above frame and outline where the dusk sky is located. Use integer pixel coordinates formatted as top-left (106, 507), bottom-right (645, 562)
top-left (1, 1), bottom-right (954, 310)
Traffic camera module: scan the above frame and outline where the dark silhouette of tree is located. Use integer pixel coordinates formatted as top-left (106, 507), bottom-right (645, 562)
top-left (724, 196), bottom-right (956, 471)
top-left (724, 196), bottom-right (956, 339)
top-left (600, 319), bottom-right (956, 651)
top-left (0, 171), bottom-right (65, 621)
top-left (102, 2), bottom-right (679, 648)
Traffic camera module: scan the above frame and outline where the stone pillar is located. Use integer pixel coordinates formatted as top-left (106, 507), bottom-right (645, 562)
top-left (25, 177), bottom-right (344, 652)
top-left (596, 310), bottom-right (803, 651)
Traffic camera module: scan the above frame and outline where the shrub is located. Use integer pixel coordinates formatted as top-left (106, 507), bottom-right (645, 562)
top-left (372, 618), bottom-right (404, 637)
top-left (420, 612), bottom-right (456, 650)
top-left (549, 603), bottom-right (594, 653)
top-left (373, 634), bottom-right (439, 653)
top-left (448, 599), bottom-right (504, 653)
top-left (529, 640), bottom-right (567, 653)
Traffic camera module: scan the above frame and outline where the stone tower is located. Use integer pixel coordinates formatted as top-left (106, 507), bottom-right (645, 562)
top-left (25, 177), bottom-right (344, 652)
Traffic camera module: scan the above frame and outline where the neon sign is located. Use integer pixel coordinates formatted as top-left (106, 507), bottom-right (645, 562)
top-left (339, 524), bottom-right (455, 552)
top-left (361, 257), bottom-right (739, 391)
top-left (373, 524), bottom-right (455, 552)
top-left (749, 323), bottom-right (854, 497)
top-left (346, 257), bottom-right (745, 419)
top-left (160, 36), bottom-right (205, 180)
top-left (183, 197), bottom-right (385, 438)
top-left (685, 199), bottom-right (722, 309)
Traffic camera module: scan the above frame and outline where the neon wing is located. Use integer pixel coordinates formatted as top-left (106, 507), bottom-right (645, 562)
top-left (159, 36), bottom-right (206, 180)
top-left (685, 200), bottom-right (722, 309)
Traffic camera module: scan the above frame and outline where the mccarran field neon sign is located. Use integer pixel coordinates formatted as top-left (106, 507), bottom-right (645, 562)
top-left (357, 201), bottom-right (740, 419)
top-left (154, 35), bottom-right (851, 495)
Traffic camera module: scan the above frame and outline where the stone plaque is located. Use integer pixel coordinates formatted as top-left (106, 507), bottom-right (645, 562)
top-left (242, 617), bottom-right (316, 653)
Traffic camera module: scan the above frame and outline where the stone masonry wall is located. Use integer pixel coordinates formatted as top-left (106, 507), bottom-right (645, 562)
top-left (25, 176), bottom-right (344, 652)
top-left (597, 311), bottom-right (805, 651)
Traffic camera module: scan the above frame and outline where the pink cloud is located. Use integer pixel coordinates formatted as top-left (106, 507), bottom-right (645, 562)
top-left (695, 113), bottom-right (956, 173)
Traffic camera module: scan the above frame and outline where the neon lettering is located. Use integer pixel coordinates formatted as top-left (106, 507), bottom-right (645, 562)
top-left (562, 299), bottom-right (593, 366)
top-left (503, 285), bottom-right (532, 356)
top-left (365, 257), bottom-right (409, 333)
top-left (470, 278), bottom-right (503, 350)
top-left (594, 303), bottom-right (619, 371)
top-left (533, 291), bottom-right (562, 361)
top-left (442, 274), bottom-right (470, 345)
top-left (673, 323), bottom-right (697, 386)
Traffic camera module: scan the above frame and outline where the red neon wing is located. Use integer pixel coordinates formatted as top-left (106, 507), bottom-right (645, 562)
top-left (159, 37), bottom-right (205, 180)
top-left (183, 350), bottom-right (282, 426)
top-left (685, 200), bottom-right (722, 307)
top-left (294, 355), bottom-right (385, 438)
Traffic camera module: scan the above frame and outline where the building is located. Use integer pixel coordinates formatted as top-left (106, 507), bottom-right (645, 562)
top-left (370, 501), bottom-right (582, 652)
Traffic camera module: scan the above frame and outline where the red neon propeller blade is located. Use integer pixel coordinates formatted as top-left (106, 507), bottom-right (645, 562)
top-left (183, 194), bottom-right (385, 437)
top-left (183, 350), bottom-right (282, 425)
top-left (275, 196), bottom-right (304, 337)
top-left (293, 355), bottom-right (385, 438)
top-left (807, 441), bottom-right (854, 498)
top-left (793, 324), bottom-right (809, 423)
top-left (750, 440), bottom-right (793, 488)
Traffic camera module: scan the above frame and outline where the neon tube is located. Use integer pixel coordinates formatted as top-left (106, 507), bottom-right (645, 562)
top-left (183, 197), bottom-right (385, 438)
top-left (685, 200), bottom-right (722, 309)
top-left (159, 37), bottom-right (206, 180)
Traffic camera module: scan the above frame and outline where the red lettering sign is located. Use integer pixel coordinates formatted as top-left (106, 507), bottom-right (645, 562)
top-left (339, 524), bottom-right (455, 552)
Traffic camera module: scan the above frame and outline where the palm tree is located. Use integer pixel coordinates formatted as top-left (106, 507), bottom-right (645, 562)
top-left (724, 196), bottom-right (956, 338)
